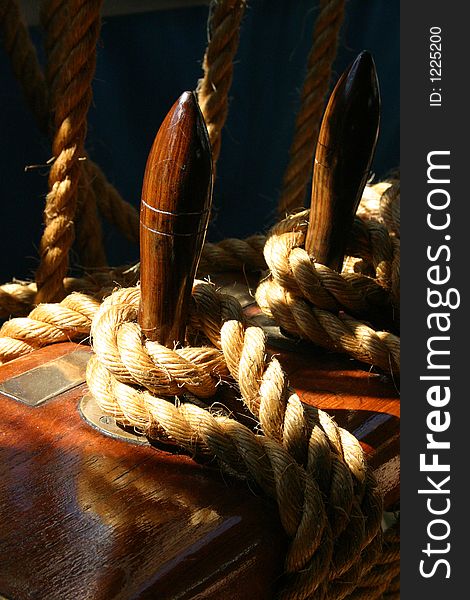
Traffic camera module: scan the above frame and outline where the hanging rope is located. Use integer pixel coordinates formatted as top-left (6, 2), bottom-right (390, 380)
top-left (75, 161), bottom-right (107, 268)
top-left (278, 0), bottom-right (346, 216)
top-left (197, 0), bottom-right (246, 166)
top-left (86, 160), bottom-right (140, 244)
top-left (0, 1), bottom-right (141, 268)
top-left (0, 6), bottom-right (400, 594)
top-left (34, 0), bottom-right (104, 302)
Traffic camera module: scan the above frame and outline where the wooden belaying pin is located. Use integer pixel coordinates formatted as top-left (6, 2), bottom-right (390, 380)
top-left (304, 51), bottom-right (380, 271)
top-left (138, 91), bottom-right (213, 346)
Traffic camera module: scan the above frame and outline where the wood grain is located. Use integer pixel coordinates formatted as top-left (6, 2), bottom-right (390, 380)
top-left (305, 51), bottom-right (380, 270)
top-left (139, 91), bottom-right (213, 346)
top-left (0, 345), bottom-right (285, 600)
top-left (0, 309), bottom-right (399, 598)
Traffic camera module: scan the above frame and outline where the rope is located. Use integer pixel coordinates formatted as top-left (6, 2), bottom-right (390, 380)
top-left (0, 3), bottom-right (400, 593)
top-left (0, 0), bottom-right (109, 269)
top-left (84, 281), bottom-right (383, 599)
top-left (0, 282), bottom-right (37, 320)
top-left (278, 0), bottom-right (346, 216)
top-left (351, 183), bottom-right (400, 309)
top-left (256, 280), bottom-right (400, 374)
top-left (263, 213), bottom-right (396, 327)
top-left (0, 292), bottom-right (99, 363)
top-left (380, 182), bottom-right (400, 238)
top-left (0, 264), bottom-right (145, 359)
top-left (87, 160), bottom-right (140, 244)
top-left (198, 234), bottom-right (266, 272)
top-left (75, 161), bottom-right (108, 268)
top-left (256, 183), bottom-right (401, 375)
top-left (0, 234), bottom-right (268, 322)
top-left (197, 0), bottom-right (246, 166)
top-left (378, 182), bottom-right (400, 309)
top-left (0, 282), bottom-right (398, 597)
top-left (346, 521), bottom-right (400, 600)
top-left (32, 0), bottom-right (103, 302)
top-left (0, 190), bottom-right (398, 323)
top-left (0, 0), bottom-right (139, 266)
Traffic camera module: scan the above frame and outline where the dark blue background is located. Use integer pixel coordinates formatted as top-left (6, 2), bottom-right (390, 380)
top-left (0, 0), bottom-right (399, 282)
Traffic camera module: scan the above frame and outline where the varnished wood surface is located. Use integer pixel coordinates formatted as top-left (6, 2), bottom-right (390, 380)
top-left (0, 326), bottom-right (399, 598)
top-left (0, 345), bottom-right (285, 600)
top-left (139, 91), bottom-right (213, 345)
top-left (305, 51), bottom-right (380, 270)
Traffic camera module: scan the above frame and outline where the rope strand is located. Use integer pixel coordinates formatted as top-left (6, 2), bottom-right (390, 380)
top-left (35, 0), bottom-right (104, 302)
top-left (197, 0), bottom-right (247, 166)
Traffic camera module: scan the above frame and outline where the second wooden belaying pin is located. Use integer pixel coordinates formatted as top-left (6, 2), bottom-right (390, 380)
top-left (305, 51), bottom-right (380, 272)
top-left (139, 91), bottom-right (213, 346)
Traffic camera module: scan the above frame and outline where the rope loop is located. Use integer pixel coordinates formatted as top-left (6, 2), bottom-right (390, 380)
top-left (85, 280), bottom-right (384, 599)
top-left (257, 183), bottom-right (401, 375)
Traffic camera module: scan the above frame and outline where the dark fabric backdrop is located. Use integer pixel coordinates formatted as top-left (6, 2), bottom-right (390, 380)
top-left (0, 0), bottom-right (399, 282)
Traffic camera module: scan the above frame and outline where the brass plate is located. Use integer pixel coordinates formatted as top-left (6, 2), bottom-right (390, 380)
top-left (0, 349), bottom-right (90, 406)
top-left (79, 393), bottom-right (149, 446)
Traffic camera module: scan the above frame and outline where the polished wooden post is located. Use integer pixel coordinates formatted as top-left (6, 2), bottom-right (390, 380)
top-left (304, 51), bottom-right (380, 270)
top-left (139, 91), bottom-right (213, 345)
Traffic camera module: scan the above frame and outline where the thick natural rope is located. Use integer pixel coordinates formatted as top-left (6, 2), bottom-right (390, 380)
top-left (345, 521), bottom-right (400, 600)
top-left (0, 196), bottom-right (397, 324)
top-left (263, 213), bottom-right (396, 327)
top-left (75, 160), bottom-right (108, 268)
top-left (197, 0), bottom-right (246, 166)
top-left (85, 282), bottom-right (383, 599)
top-left (257, 181), bottom-right (401, 374)
top-left (1, 0), bottom-right (249, 260)
top-left (256, 280), bottom-right (400, 374)
top-left (0, 279), bottom-right (397, 596)
top-left (0, 291), bottom-right (99, 363)
top-left (198, 234), bottom-right (266, 272)
top-left (0, 0), bottom-right (109, 269)
top-left (0, 1), bottom-right (141, 267)
top-left (0, 283), bottom-right (37, 320)
top-left (346, 186), bottom-right (400, 312)
top-left (278, 0), bottom-right (346, 216)
top-left (34, 0), bottom-right (104, 302)
top-left (0, 266), bottom-right (140, 354)
top-left (379, 182), bottom-right (400, 239)
top-left (377, 182), bottom-right (400, 310)
top-left (0, 234), bottom-right (267, 321)
top-left (0, 4), bottom-right (399, 591)
top-left (86, 160), bottom-right (140, 244)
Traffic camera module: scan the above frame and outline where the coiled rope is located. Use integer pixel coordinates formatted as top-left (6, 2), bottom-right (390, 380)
top-left (0, 182), bottom-right (397, 322)
top-left (0, 4), bottom-right (400, 595)
top-left (257, 182), bottom-right (400, 375)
